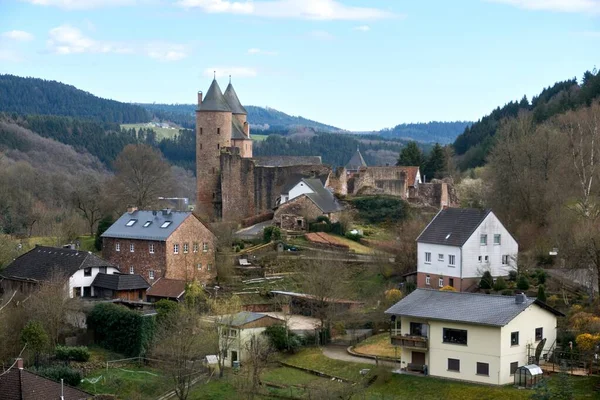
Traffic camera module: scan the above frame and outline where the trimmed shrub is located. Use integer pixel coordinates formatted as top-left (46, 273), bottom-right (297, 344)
top-left (493, 277), bottom-right (507, 291)
top-left (33, 365), bottom-right (82, 387)
top-left (55, 346), bottom-right (90, 362)
top-left (479, 271), bottom-right (494, 289)
top-left (350, 196), bottom-right (409, 224)
top-left (87, 303), bottom-right (155, 357)
top-left (345, 232), bottom-right (362, 242)
top-left (535, 269), bottom-right (547, 285)
top-left (537, 285), bottom-right (547, 303)
top-left (263, 226), bottom-right (282, 243)
top-left (517, 276), bottom-right (530, 290)
top-left (508, 270), bottom-right (518, 281)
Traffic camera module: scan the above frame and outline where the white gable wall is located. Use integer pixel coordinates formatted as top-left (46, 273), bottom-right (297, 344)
top-left (288, 181), bottom-right (314, 203)
top-left (69, 266), bottom-right (120, 298)
top-left (461, 212), bottom-right (518, 279)
top-left (417, 243), bottom-right (462, 279)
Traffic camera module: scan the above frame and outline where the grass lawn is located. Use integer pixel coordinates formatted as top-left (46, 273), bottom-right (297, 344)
top-left (121, 123), bottom-right (181, 139)
top-left (353, 333), bottom-right (400, 359)
top-left (252, 134), bottom-right (269, 141)
top-left (284, 348), bottom-right (373, 382)
top-left (76, 235), bottom-right (96, 252)
top-left (330, 234), bottom-right (375, 254)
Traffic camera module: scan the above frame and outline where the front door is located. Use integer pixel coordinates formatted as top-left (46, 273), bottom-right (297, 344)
top-left (231, 351), bottom-right (238, 362)
top-left (449, 278), bottom-right (454, 288)
top-left (412, 351), bottom-right (425, 365)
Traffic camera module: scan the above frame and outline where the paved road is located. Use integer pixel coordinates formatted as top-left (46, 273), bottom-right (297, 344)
top-left (322, 345), bottom-right (378, 365)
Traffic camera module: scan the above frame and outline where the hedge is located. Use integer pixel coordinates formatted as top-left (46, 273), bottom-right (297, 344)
top-left (55, 346), bottom-right (90, 362)
top-left (33, 365), bottom-right (82, 387)
top-left (87, 303), bottom-right (155, 357)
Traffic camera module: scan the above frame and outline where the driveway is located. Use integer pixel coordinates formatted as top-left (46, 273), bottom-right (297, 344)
top-left (322, 344), bottom-right (378, 365)
top-left (234, 220), bottom-right (273, 240)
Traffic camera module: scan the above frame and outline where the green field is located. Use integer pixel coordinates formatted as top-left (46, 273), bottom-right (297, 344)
top-left (251, 134), bottom-right (268, 142)
top-left (121, 123), bottom-right (182, 139)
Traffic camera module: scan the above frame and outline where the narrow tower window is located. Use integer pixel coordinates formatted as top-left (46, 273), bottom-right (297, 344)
top-left (217, 144), bottom-right (220, 149)
top-left (200, 127), bottom-right (203, 135)
top-left (200, 144), bottom-right (203, 150)
top-left (217, 128), bottom-right (220, 135)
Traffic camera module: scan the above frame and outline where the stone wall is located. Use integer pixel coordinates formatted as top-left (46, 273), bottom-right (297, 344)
top-left (412, 180), bottom-right (459, 209)
top-left (274, 195), bottom-right (325, 230)
top-left (102, 237), bottom-right (167, 283)
top-left (326, 167), bottom-right (348, 196)
top-left (350, 167), bottom-right (408, 198)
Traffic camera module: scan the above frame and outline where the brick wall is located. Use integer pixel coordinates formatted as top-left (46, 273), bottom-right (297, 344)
top-left (416, 272), bottom-right (479, 292)
top-left (102, 237), bottom-right (167, 282)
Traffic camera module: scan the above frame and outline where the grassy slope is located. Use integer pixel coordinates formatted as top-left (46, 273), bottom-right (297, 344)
top-left (353, 333), bottom-right (400, 358)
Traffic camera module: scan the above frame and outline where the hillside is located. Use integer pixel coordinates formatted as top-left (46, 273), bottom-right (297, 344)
top-left (0, 75), bottom-right (150, 124)
top-left (453, 68), bottom-right (600, 170)
top-left (375, 121), bottom-right (471, 144)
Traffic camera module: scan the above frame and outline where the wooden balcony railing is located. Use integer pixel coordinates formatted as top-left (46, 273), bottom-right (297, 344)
top-left (391, 335), bottom-right (429, 349)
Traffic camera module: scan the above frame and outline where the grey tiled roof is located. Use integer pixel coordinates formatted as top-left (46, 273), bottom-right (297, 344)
top-left (253, 156), bottom-right (322, 167)
top-left (231, 118), bottom-right (251, 140)
top-left (1, 246), bottom-right (116, 282)
top-left (281, 173), bottom-right (328, 194)
top-left (224, 83), bottom-right (247, 115)
top-left (92, 273), bottom-right (150, 291)
top-left (302, 178), bottom-right (343, 213)
top-left (416, 208), bottom-right (491, 247)
top-left (199, 79), bottom-right (232, 112)
top-left (223, 311), bottom-right (273, 327)
top-left (345, 148), bottom-right (367, 171)
top-left (0, 367), bottom-right (92, 400)
top-left (101, 210), bottom-right (191, 241)
top-left (385, 289), bottom-right (563, 327)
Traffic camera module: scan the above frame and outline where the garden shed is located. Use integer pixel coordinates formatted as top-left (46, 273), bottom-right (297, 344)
top-left (514, 364), bottom-right (543, 388)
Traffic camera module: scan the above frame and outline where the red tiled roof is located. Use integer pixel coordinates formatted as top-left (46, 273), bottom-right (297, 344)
top-left (0, 367), bottom-right (92, 400)
top-left (146, 278), bottom-right (186, 300)
top-left (397, 166), bottom-right (420, 187)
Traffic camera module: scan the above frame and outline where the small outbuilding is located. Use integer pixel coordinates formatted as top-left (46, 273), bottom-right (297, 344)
top-left (514, 364), bottom-right (543, 388)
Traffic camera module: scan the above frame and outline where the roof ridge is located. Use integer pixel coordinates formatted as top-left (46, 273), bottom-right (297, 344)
top-left (415, 288), bottom-right (528, 300)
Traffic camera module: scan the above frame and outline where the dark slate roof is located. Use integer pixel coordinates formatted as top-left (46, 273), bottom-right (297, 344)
top-left (1, 246), bottom-right (116, 283)
top-left (198, 79), bottom-right (232, 112)
top-left (302, 178), bottom-right (343, 213)
top-left (345, 148), bottom-right (367, 171)
top-left (0, 367), bottom-right (92, 400)
top-left (101, 210), bottom-right (191, 242)
top-left (224, 83), bottom-right (247, 115)
top-left (231, 118), bottom-right (251, 140)
top-left (385, 289), bottom-right (563, 327)
top-left (281, 173), bottom-right (328, 194)
top-left (253, 156), bottom-right (322, 167)
top-left (92, 273), bottom-right (150, 291)
top-left (146, 278), bottom-right (186, 300)
top-left (416, 208), bottom-right (492, 247)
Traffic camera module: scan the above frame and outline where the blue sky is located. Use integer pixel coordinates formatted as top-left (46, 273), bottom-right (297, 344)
top-left (0, 0), bottom-right (598, 131)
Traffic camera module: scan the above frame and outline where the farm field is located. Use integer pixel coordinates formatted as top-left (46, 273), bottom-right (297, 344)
top-left (121, 123), bottom-right (182, 139)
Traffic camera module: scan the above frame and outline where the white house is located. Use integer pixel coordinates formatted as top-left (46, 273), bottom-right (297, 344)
top-left (218, 311), bottom-right (282, 367)
top-left (385, 289), bottom-right (564, 385)
top-left (415, 208), bottom-right (518, 291)
top-left (0, 245), bottom-right (119, 298)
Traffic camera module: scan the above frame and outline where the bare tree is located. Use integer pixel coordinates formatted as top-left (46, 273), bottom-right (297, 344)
top-left (243, 335), bottom-right (275, 398)
top-left (209, 295), bottom-right (243, 378)
top-left (73, 175), bottom-right (106, 236)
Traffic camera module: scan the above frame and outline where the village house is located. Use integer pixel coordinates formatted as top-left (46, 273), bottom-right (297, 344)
top-left (101, 208), bottom-right (216, 284)
top-left (274, 177), bottom-right (343, 230)
top-left (385, 289), bottom-right (563, 385)
top-left (146, 278), bottom-right (187, 303)
top-left (91, 273), bottom-right (150, 301)
top-left (218, 311), bottom-right (282, 367)
top-left (415, 208), bottom-right (518, 291)
top-left (0, 245), bottom-right (119, 298)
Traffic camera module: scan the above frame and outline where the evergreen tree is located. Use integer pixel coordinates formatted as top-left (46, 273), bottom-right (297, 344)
top-left (479, 271), bottom-right (494, 289)
top-left (537, 285), bottom-right (547, 303)
top-left (397, 141), bottom-right (424, 168)
top-left (424, 143), bottom-right (446, 180)
top-left (95, 216), bottom-right (114, 251)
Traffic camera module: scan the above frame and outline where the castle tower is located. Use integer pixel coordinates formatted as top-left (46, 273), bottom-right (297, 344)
top-left (224, 80), bottom-right (253, 158)
top-left (196, 78), bottom-right (233, 220)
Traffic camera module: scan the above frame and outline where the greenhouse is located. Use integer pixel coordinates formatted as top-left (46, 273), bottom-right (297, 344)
top-left (514, 364), bottom-right (543, 388)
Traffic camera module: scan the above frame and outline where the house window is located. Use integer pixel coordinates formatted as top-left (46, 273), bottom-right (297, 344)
top-left (174, 244), bottom-right (179, 254)
top-left (425, 275), bottom-right (430, 285)
top-left (484, 255), bottom-right (489, 262)
top-left (193, 243), bottom-right (199, 253)
top-left (449, 255), bottom-right (456, 266)
top-left (197, 263), bottom-right (202, 270)
top-left (494, 234), bottom-right (501, 245)
top-left (200, 143), bottom-right (203, 150)
top-left (160, 221), bottom-right (172, 228)
top-left (84, 268), bottom-right (92, 277)
top-left (129, 266), bottom-right (134, 274)
top-left (438, 278), bottom-right (444, 287)
top-left (217, 144), bottom-right (220, 149)
top-left (410, 322), bottom-right (425, 337)
top-left (203, 242), bottom-right (209, 252)
top-left (502, 255), bottom-right (509, 265)
top-left (476, 362), bottom-right (489, 376)
top-left (149, 243), bottom-right (154, 254)
top-left (511, 331), bottom-right (519, 346)
top-left (222, 328), bottom-right (228, 337)
top-left (425, 252), bottom-right (431, 263)
top-left (447, 358), bottom-right (460, 372)
top-left (207, 263), bottom-right (212, 271)
top-left (183, 243), bottom-right (189, 253)
top-left (438, 254), bottom-right (444, 261)
top-left (130, 244), bottom-right (135, 253)
top-left (510, 362), bottom-right (519, 375)
top-left (230, 329), bottom-right (238, 337)
top-left (116, 243), bottom-right (120, 252)
top-left (149, 270), bottom-right (155, 280)
top-left (99, 267), bottom-right (106, 274)
top-left (478, 256), bottom-right (482, 263)
top-left (443, 328), bottom-right (468, 345)
top-left (126, 219), bottom-right (137, 227)
top-left (480, 234), bottom-right (487, 245)
top-left (535, 327), bottom-right (543, 342)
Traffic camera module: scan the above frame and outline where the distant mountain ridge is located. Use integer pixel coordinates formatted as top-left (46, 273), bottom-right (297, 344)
top-left (369, 121), bottom-right (471, 144)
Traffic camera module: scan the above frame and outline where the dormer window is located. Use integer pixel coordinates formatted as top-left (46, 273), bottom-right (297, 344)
top-left (160, 221), bottom-right (172, 228)
top-left (126, 219), bottom-right (137, 227)
top-left (143, 221), bottom-right (152, 228)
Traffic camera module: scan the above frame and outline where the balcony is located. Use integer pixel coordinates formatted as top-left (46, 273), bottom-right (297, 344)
top-left (391, 334), bottom-right (429, 349)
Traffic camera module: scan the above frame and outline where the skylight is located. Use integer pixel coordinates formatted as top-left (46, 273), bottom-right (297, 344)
top-left (143, 221), bottom-right (152, 228)
top-left (445, 233), bottom-right (452, 240)
top-left (160, 221), bottom-right (172, 228)
top-left (126, 219), bottom-right (137, 227)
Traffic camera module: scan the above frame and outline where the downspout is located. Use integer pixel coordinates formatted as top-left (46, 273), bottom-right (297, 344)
top-left (460, 247), bottom-right (463, 291)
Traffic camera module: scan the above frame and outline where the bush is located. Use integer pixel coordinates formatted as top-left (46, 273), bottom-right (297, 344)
top-left (517, 276), bottom-right (530, 290)
top-left (345, 232), bottom-right (362, 242)
top-left (493, 277), bottom-right (507, 291)
top-left (33, 365), bottom-right (82, 387)
top-left (87, 303), bottom-right (155, 357)
top-left (404, 281), bottom-right (416, 294)
top-left (263, 226), bottom-right (282, 243)
top-left (535, 269), bottom-right (547, 285)
top-left (263, 325), bottom-right (300, 353)
top-left (537, 285), bottom-right (547, 303)
top-left (350, 196), bottom-right (409, 224)
top-left (55, 346), bottom-right (90, 362)
top-left (439, 285), bottom-right (456, 292)
top-left (309, 220), bottom-right (344, 235)
top-left (508, 270), bottom-right (518, 281)
top-left (479, 271), bottom-right (494, 289)
top-left (20, 321), bottom-right (49, 355)
top-left (502, 289), bottom-right (514, 296)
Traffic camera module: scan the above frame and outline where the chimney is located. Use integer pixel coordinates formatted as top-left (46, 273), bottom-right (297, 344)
top-left (515, 293), bottom-right (526, 304)
top-left (243, 121), bottom-right (250, 137)
top-left (127, 206), bottom-right (138, 214)
top-left (17, 358), bottom-right (23, 370)
top-left (162, 208), bottom-right (172, 216)
top-left (197, 91), bottom-right (203, 107)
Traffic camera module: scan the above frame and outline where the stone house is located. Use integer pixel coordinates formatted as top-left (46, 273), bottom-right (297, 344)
top-left (415, 208), bottom-right (518, 291)
top-left (101, 209), bottom-right (216, 284)
top-left (385, 289), bottom-right (563, 385)
top-left (0, 245), bottom-right (119, 298)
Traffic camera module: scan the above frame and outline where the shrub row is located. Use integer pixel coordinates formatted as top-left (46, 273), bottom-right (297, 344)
top-left (55, 346), bottom-right (90, 362)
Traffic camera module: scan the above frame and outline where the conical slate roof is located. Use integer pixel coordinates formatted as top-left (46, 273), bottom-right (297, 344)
top-left (345, 148), bottom-right (367, 171)
top-left (224, 83), bottom-right (247, 115)
top-left (199, 79), bottom-right (232, 112)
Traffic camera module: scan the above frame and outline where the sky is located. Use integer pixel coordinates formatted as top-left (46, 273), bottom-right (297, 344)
top-left (0, 0), bottom-right (599, 131)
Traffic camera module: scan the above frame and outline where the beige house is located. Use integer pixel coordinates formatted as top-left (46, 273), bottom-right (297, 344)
top-left (385, 289), bottom-right (563, 385)
top-left (218, 312), bottom-right (282, 367)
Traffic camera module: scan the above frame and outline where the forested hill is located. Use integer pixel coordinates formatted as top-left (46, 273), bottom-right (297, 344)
top-left (375, 121), bottom-right (471, 144)
top-left (140, 103), bottom-right (341, 132)
top-left (453, 68), bottom-right (600, 170)
top-left (0, 74), bottom-right (150, 124)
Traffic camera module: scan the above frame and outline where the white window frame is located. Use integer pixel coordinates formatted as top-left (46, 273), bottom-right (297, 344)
top-left (130, 243), bottom-right (135, 253)
top-left (197, 263), bottom-right (202, 270)
top-left (126, 219), bottom-right (137, 227)
top-left (478, 256), bottom-right (482, 263)
top-left (174, 244), bottom-right (179, 254)
top-left (183, 243), bottom-right (189, 254)
top-left (438, 278), bottom-right (444, 287)
top-left (425, 252), bottom-right (431, 264)
top-left (203, 242), bottom-right (209, 253)
top-left (480, 234), bottom-right (487, 246)
top-left (149, 243), bottom-right (154, 254)
top-left (438, 253), bottom-right (444, 262)
top-left (129, 266), bottom-right (134, 274)
top-left (484, 255), bottom-right (489, 262)
top-left (449, 255), bottom-right (456, 266)
top-left (425, 275), bottom-right (430, 285)
top-left (193, 243), bottom-right (199, 253)
top-left (494, 234), bottom-right (501, 245)
top-left (149, 270), bottom-right (155, 280)
top-left (207, 263), bottom-right (212, 271)
top-left (160, 221), bottom-right (172, 228)
top-left (502, 255), bottom-right (509, 265)
top-left (116, 243), bottom-right (120, 252)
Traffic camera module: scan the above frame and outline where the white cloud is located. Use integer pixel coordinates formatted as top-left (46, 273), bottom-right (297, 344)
top-left (177, 0), bottom-right (395, 20)
top-left (309, 30), bottom-right (334, 40)
top-left (2, 30), bottom-right (35, 41)
top-left (21, 0), bottom-right (138, 9)
top-left (247, 47), bottom-right (277, 55)
top-left (487, 0), bottom-right (600, 14)
top-left (203, 67), bottom-right (258, 78)
top-left (354, 25), bottom-right (370, 32)
top-left (46, 25), bottom-right (188, 61)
